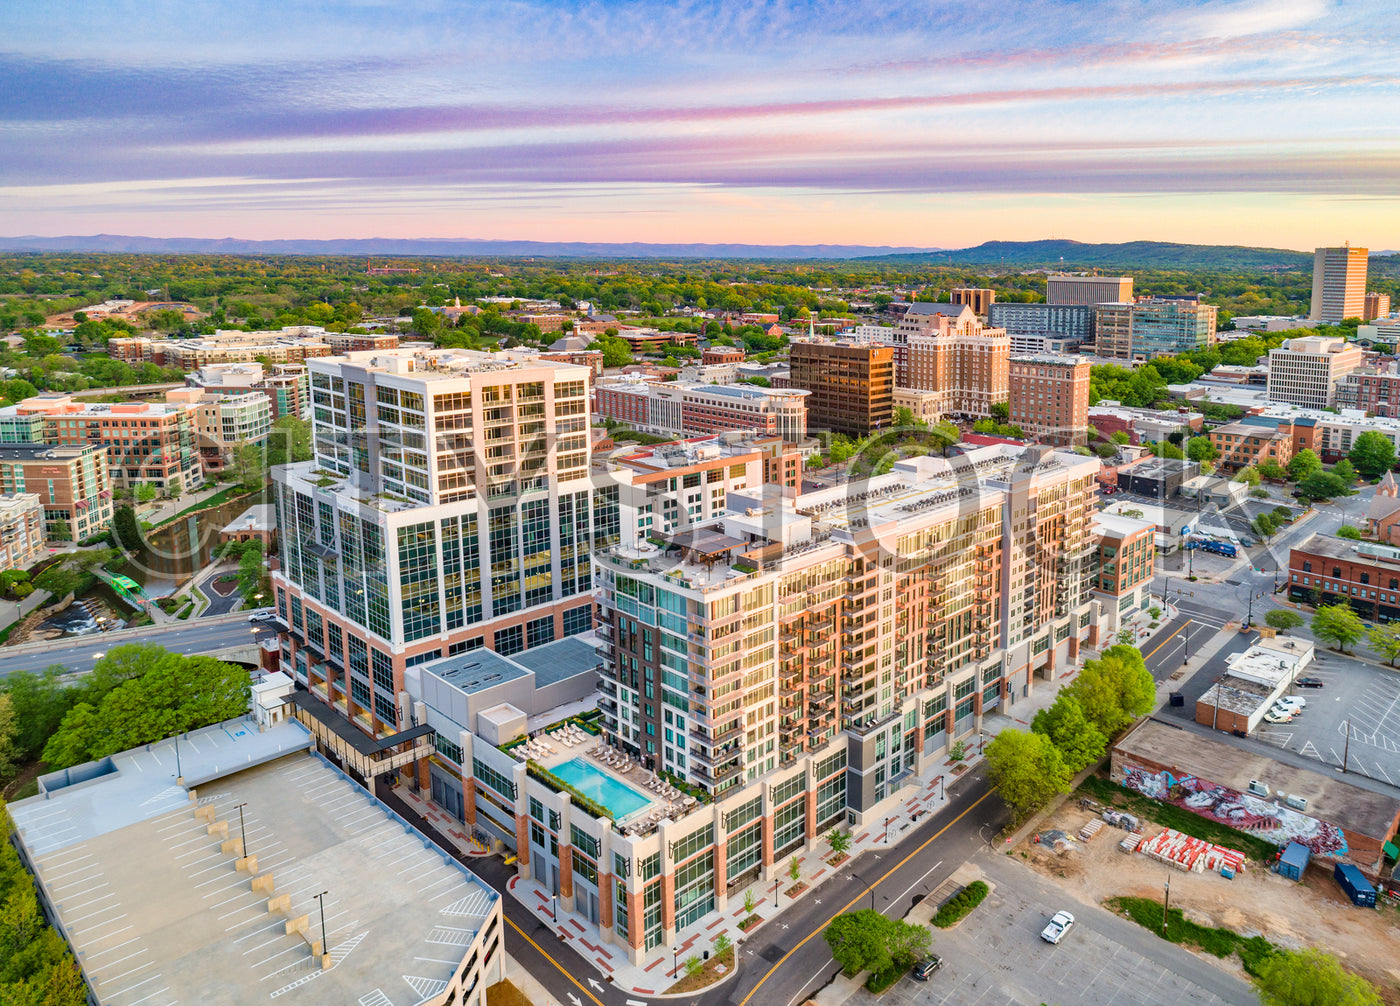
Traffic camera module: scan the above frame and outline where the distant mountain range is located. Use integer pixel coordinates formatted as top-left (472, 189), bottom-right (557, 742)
top-left (0, 234), bottom-right (933, 260)
top-left (869, 239), bottom-right (1315, 270)
top-left (0, 234), bottom-right (1356, 270)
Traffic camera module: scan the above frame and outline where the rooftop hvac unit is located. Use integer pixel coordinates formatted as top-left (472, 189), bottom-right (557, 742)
top-left (1247, 780), bottom-right (1270, 798)
top-left (1284, 794), bottom-right (1307, 811)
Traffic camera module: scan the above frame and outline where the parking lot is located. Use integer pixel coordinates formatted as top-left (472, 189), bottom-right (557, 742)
top-left (846, 858), bottom-right (1253, 1006)
top-left (1253, 651), bottom-right (1400, 785)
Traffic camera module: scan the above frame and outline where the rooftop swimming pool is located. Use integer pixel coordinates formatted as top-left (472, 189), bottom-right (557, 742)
top-left (551, 758), bottom-right (652, 819)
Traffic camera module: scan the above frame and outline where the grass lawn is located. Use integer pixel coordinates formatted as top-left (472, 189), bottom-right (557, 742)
top-left (1078, 775), bottom-right (1277, 862)
top-left (1107, 896), bottom-right (1277, 976)
top-left (150, 485), bottom-right (261, 529)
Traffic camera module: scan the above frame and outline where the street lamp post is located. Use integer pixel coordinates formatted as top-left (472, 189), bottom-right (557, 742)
top-left (884, 816), bottom-right (890, 843)
top-left (313, 891), bottom-right (328, 956)
top-left (232, 802), bottom-right (249, 857)
top-left (551, 894), bottom-right (557, 921)
top-left (1162, 878), bottom-right (1170, 934)
top-left (673, 949), bottom-right (679, 978)
top-left (1182, 628), bottom-right (1189, 667)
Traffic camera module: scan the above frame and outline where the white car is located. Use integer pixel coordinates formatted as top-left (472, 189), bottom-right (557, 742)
top-left (1275, 696), bottom-right (1307, 710)
top-left (1040, 910), bottom-right (1075, 944)
top-left (248, 610), bottom-right (276, 623)
top-left (1263, 710), bottom-right (1295, 724)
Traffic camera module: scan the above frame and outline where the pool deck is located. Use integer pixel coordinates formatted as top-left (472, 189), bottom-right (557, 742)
top-left (509, 731), bottom-right (695, 830)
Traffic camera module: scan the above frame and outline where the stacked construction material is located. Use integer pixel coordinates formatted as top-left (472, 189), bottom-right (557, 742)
top-left (1078, 818), bottom-right (1104, 842)
top-left (1119, 833), bottom-right (1144, 854)
top-left (1138, 829), bottom-right (1246, 873)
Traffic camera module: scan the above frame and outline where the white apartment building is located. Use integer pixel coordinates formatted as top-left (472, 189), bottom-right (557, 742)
top-left (1266, 336), bottom-right (1364, 409)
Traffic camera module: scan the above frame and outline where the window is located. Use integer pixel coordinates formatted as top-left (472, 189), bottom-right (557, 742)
top-left (526, 615), bottom-right (555, 649)
top-left (495, 624), bottom-right (524, 656)
top-left (670, 824), bottom-right (713, 862)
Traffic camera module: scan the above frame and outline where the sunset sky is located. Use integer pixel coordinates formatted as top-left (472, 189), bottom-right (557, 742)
top-left (2, 0), bottom-right (1397, 248)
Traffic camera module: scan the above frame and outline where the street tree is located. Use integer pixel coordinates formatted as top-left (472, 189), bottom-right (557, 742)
top-left (1233, 466), bottom-right (1261, 486)
top-left (827, 829), bottom-right (851, 858)
top-left (0, 665), bottom-right (74, 762)
top-left (1367, 623), bottom-right (1400, 666)
top-left (984, 728), bottom-right (1072, 817)
top-left (1336, 524), bottom-right (1363, 540)
top-left (884, 920), bottom-right (933, 969)
top-left (824, 910), bottom-right (893, 976)
top-left (1253, 947), bottom-right (1381, 1006)
top-left (1264, 609), bottom-right (1304, 633)
top-left (232, 443), bottom-right (264, 493)
top-left (1287, 449), bottom-right (1322, 480)
top-left (1348, 431), bottom-right (1396, 479)
top-left (1333, 459), bottom-right (1358, 485)
top-left (1296, 471), bottom-right (1348, 501)
top-left (1063, 645), bottom-right (1156, 737)
top-left (1031, 693), bottom-right (1107, 774)
top-left (1311, 604), bottom-right (1365, 653)
top-left (0, 695), bottom-right (17, 782)
top-left (1185, 437), bottom-right (1218, 462)
top-left (1256, 460), bottom-right (1287, 481)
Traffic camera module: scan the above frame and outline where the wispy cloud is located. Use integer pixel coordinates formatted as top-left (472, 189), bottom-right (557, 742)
top-left (0, 0), bottom-right (1394, 244)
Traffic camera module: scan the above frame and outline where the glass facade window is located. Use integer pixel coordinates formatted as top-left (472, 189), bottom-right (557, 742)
top-left (562, 604), bottom-right (593, 637)
top-left (496, 624), bottom-right (524, 656)
top-left (526, 615), bottom-right (554, 650)
top-left (398, 521), bottom-right (440, 641)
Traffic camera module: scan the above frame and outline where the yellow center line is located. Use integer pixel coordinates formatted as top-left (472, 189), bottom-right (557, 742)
top-left (737, 786), bottom-right (998, 1006)
top-left (1143, 619), bottom-right (1192, 662)
top-left (506, 915), bottom-right (605, 1006)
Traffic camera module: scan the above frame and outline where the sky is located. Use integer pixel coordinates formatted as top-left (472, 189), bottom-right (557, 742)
top-left (1, 0), bottom-right (1398, 248)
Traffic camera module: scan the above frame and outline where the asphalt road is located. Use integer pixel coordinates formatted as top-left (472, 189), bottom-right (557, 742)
top-left (0, 619), bottom-right (276, 677)
top-left (380, 765), bottom-right (1009, 1006)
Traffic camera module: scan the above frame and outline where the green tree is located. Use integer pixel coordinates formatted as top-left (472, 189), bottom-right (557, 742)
top-left (1152, 440), bottom-right (1184, 460)
top-left (1333, 459), bottom-right (1358, 485)
top-left (1233, 466), bottom-right (1261, 486)
top-left (1296, 471), bottom-right (1347, 501)
top-left (0, 696), bottom-right (17, 782)
top-left (984, 728), bottom-right (1072, 818)
top-left (232, 442), bottom-right (265, 493)
top-left (1063, 645), bottom-right (1155, 737)
top-left (824, 910), bottom-right (893, 976)
top-left (1253, 513), bottom-right (1279, 538)
top-left (1367, 623), bottom-right (1400, 666)
top-left (884, 920), bottom-right (932, 969)
top-left (1311, 604), bottom-right (1365, 652)
top-left (266, 415), bottom-right (312, 467)
top-left (1348, 431), bottom-right (1396, 479)
top-left (1185, 437), bottom-right (1218, 462)
top-left (1264, 609), bottom-right (1304, 633)
top-left (0, 666), bottom-right (73, 762)
top-left (1253, 947), bottom-right (1381, 1006)
top-left (32, 565), bottom-right (81, 599)
top-left (42, 649), bottom-right (250, 768)
top-left (1031, 694), bottom-right (1107, 774)
top-left (49, 519), bottom-right (70, 542)
top-left (1255, 460), bottom-right (1287, 481)
top-left (1110, 431), bottom-right (1130, 445)
top-left (134, 483), bottom-right (158, 503)
top-left (1287, 449), bottom-right (1322, 480)
top-left (827, 829), bottom-right (851, 858)
top-left (1336, 524), bottom-right (1362, 540)
top-left (112, 504), bottom-right (142, 550)
top-left (237, 542), bottom-right (268, 606)
top-left (597, 334), bottom-right (633, 368)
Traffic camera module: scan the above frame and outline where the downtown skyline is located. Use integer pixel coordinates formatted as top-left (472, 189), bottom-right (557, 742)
top-left (2, 0), bottom-right (1398, 247)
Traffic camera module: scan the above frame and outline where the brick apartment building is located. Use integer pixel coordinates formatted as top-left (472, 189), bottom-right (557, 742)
top-left (900, 306), bottom-right (1010, 422)
top-left (0, 443), bottom-right (112, 541)
top-left (1008, 355), bottom-right (1091, 446)
top-left (1289, 532), bottom-right (1400, 622)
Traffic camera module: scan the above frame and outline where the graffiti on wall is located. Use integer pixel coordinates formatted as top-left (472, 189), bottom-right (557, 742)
top-left (1118, 762), bottom-right (1349, 858)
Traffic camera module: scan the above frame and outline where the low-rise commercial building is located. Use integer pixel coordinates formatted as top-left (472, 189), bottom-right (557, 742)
top-left (0, 442), bottom-right (112, 541)
top-left (1195, 635), bottom-right (1314, 735)
top-left (0, 492), bottom-right (45, 567)
top-left (1209, 417), bottom-right (1296, 471)
top-left (1112, 717), bottom-right (1399, 873)
top-left (1289, 533), bottom-right (1400, 621)
top-left (110, 326), bottom-right (344, 368)
top-left (1087, 402), bottom-right (1202, 445)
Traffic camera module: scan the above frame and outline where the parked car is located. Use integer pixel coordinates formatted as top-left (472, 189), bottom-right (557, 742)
top-left (1295, 677), bottom-right (1325, 688)
top-left (1040, 911), bottom-right (1075, 944)
top-left (248, 610), bottom-right (275, 623)
top-left (1264, 710), bottom-right (1296, 724)
top-left (1239, 536), bottom-right (1255, 546)
top-left (1275, 696), bottom-right (1307, 710)
top-left (911, 955), bottom-right (943, 980)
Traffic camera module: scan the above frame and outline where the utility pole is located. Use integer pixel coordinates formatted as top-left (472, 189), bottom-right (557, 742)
top-left (1343, 719), bottom-right (1351, 774)
top-left (1162, 877), bottom-right (1170, 934)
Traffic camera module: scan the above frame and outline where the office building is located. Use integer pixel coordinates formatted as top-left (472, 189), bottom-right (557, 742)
top-left (950, 288), bottom-right (995, 315)
top-left (987, 302), bottom-right (1092, 354)
top-left (0, 394), bottom-right (204, 495)
top-left (1008, 355), bottom-right (1091, 446)
top-left (1092, 298), bottom-right (1218, 360)
top-left (1290, 533), bottom-right (1400, 626)
top-left (1310, 246), bottom-right (1368, 323)
top-left (274, 348), bottom-right (615, 735)
top-left (1047, 275), bottom-right (1133, 306)
top-left (1365, 293), bottom-right (1391, 323)
top-left (594, 379), bottom-right (809, 443)
top-left (788, 342), bottom-right (894, 436)
top-left (1267, 336), bottom-right (1364, 409)
top-left (702, 346), bottom-right (745, 365)
top-left (1209, 418), bottom-right (1296, 471)
top-left (0, 493), bottom-right (45, 567)
top-left (0, 443), bottom-right (112, 541)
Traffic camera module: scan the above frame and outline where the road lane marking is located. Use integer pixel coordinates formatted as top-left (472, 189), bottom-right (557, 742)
top-left (738, 787), bottom-right (998, 1006)
top-left (1143, 620), bottom-right (1192, 662)
top-left (504, 916), bottom-right (604, 1006)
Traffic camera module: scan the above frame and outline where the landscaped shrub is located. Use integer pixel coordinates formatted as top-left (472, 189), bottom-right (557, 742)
top-left (933, 881), bottom-right (988, 928)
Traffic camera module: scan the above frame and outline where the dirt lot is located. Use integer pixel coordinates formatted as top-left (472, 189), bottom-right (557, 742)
top-left (1019, 797), bottom-right (1400, 1002)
